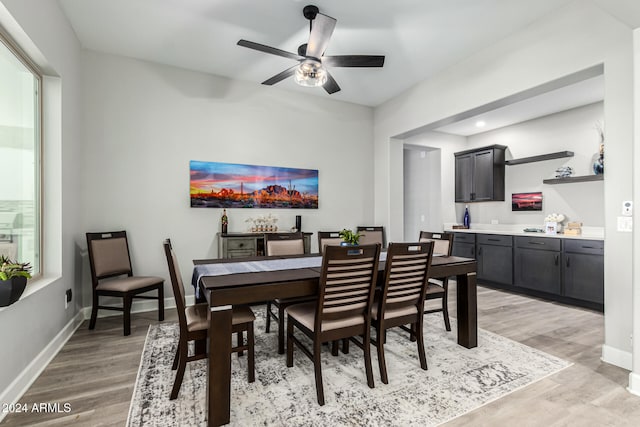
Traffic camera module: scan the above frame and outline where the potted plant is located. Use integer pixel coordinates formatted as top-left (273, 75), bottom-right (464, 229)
top-left (0, 255), bottom-right (32, 307)
top-left (338, 229), bottom-right (361, 246)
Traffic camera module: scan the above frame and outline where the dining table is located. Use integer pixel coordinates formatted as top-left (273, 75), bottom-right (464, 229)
top-left (192, 252), bottom-right (478, 426)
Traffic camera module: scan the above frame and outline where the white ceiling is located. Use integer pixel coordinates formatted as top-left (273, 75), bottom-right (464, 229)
top-left (57, 0), bottom-right (640, 126)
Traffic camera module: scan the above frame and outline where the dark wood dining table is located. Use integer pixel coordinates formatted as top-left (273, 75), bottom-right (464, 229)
top-left (193, 253), bottom-right (477, 426)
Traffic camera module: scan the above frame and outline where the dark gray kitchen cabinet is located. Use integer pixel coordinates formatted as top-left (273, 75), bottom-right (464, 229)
top-left (452, 232), bottom-right (475, 258)
top-left (562, 239), bottom-right (604, 304)
top-left (514, 236), bottom-right (561, 294)
top-left (454, 145), bottom-right (506, 202)
top-left (477, 234), bottom-right (513, 285)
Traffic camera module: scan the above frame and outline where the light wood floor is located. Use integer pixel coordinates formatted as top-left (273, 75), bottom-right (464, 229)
top-left (3, 285), bottom-right (640, 426)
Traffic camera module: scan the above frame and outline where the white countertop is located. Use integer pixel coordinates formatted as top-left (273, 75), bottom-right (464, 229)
top-left (443, 223), bottom-right (604, 241)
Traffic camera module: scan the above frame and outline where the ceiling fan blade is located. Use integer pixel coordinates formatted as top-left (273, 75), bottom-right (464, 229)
top-left (237, 39), bottom-right (304, 61)
top-left (323, 71), bottom-right (341, 94)
top-left (262, 64), bottom-right (299, 86)
top-left (322, 55), bottom-right (385, 68)
top-left (306, 13), bottom-right (336, 59)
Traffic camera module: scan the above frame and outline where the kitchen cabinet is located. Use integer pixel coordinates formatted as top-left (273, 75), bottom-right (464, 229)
top-left (514, 236), bottom-right (561, 294)
top-left (452, 232), bottom-right (475, 258)
top-left (562, 239), bottom-right (604, 304)
top-left (477, 234), bottom-right (512, 285)
top-left (454, 145), bottom-right (506, 202)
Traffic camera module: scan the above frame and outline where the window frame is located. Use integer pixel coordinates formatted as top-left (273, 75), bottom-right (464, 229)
top-left (0, 26), bottom-right (44, 278)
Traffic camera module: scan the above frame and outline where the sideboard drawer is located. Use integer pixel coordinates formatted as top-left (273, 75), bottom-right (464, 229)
top-left (227, 250), bottom-right (256, 259)
top-left (515, 236), bottom-right (561, 251)
top-left (227, 238), bottom-right (256, 251)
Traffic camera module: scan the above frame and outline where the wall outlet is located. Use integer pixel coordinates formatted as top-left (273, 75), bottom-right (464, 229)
top-left (491, 219), bottom-right (499, 225)
top-left (65, 289), bottom-right (72, 309)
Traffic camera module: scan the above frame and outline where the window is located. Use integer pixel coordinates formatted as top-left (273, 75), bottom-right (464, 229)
top-left (0, 31), bottom-right (41, 276)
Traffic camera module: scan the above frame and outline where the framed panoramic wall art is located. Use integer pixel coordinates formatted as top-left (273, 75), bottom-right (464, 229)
top-left (511, 192), bottom-right (543, 211)
top-left (190, 160), bottom-right (319, 209)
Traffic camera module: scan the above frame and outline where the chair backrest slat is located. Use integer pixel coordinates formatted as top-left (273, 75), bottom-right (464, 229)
top-left (265, 232), bottom-right (304, 256)
top-left (317, 244), bottom-right (380, 324)
top-left (419, 231), bottom-right (453, 256)
top-left (379, 242), bottom-right (434, 315)
top-left (86, 231), bottom-right (133, 285)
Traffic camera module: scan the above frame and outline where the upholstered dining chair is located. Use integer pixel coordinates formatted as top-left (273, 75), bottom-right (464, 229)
top-left (264, 232), bottom-right (312, 354)
top-left (86, 231), bottom-right (164, 336)
top-left (163, 239), bottom-right (255, 399)
top-left (317, 231), bottom-right (343, 255)
top-left (371, 241), bottom-right (434, 384)
top-left (357, 226), bottom-right (386, 248)
top-left (286, 243), bottom-right (381, 406)
top-left (419, 231), bottom-right (454, 331)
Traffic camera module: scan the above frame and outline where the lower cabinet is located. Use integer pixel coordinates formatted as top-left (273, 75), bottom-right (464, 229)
top-left (477, 234), bottom-right (512, 285)
top-left (514, 236), bottom-right (561, 294)
top-left (562, 239), bottom-right (604, 304)
top-left (452, 232), bottom-right (475, 258)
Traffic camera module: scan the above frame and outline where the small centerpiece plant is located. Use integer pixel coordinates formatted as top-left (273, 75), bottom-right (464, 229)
top-left (338, 229), bottom-right (361, 246)
top-left (0, 255), bottom-right (33, 307)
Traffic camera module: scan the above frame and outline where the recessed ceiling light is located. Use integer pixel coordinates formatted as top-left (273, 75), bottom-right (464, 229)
top-left (475, 120), bottom-right (486, 128)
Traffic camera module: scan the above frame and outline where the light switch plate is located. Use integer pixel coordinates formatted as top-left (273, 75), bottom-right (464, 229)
top-left (622, 200), bottom-right (633, 216)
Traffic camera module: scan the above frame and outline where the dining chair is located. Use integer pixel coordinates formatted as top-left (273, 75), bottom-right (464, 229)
top-left (163, 239), bottom-right (255, 399)
top-left (317, 231), bottom-right (343, 254)
top-left (419, 231), bottom-right (454, 331)
top-left (264, 232), bottom-right (312, 354)
top-left (356, 226), bottom-right (386, 248)
top-left (371, 241), bottom-right (434, 384)
top-left (86, 231), bottom-right (164, 336)
top-left (286, 243), bottom-right (381, 406)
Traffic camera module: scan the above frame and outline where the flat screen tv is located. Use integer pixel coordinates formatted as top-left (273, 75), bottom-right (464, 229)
top-left (512, 192), bottom-right (543, 211)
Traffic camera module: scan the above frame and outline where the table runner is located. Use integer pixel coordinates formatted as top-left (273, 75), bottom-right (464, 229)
top-left (192, 252), bottom-right (388, 298)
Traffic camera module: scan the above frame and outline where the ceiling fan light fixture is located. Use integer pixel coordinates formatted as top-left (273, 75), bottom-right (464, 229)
top-left (294, 60), bottom-right (327, 87)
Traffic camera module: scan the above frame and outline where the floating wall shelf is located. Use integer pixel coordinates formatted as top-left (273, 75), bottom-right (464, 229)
top-left (543, 175), bottom-right (604, 184)
top-left (505, 151), bottom-right (574, 165)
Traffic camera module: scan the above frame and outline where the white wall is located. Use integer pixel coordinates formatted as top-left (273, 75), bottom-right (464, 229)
top-left (0, 0), bottom-right (83, 411)
top-left (80, 51), bottom-right (374, 304)
top-left (375, 3), bottom-right (634, 369)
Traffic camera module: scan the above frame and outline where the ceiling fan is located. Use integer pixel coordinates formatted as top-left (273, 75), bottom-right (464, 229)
top-left (237, 4), bottom-right (385, 94)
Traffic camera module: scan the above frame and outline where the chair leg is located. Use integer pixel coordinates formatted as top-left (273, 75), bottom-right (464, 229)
top-left (123, 295), bottom-right (132, 336)
top-left (341, 338), bottom-right (350, 354)
top-left (277, 304), bottom-right (286, 354)
top-left (363, 326), bottom-right (375, 389)
top-left (89, 293), bottom-right (98, 330)
top-left (172, 343), bottom-right (179, 370)
top-left (237, 331), bottom-right (244, 357)
top-left (247, 323), bottom-right (255, 383)
top-left (442, 292), bottom-right (451, 332)
top-left (376, 326), bottom-right (388, 384)
top-left (331, 341), bottom-right (339, 356)
top-left (313, 338), bottom-right (325, 406)
top-left (265, 301), bottom-right (272, 333)
top-left (158, 284), bottom-right (164, 321)
top-left (286, 316), bottom-right (294, 368)
top-left (170, 339), bottom-right (188, 400)
top-left (410, 321), bottom-right (417, 342)
top-left (415, 320), bottom-right (428, 370)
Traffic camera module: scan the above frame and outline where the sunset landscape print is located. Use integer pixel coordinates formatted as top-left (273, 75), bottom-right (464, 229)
top-left (190, 160), bottom-right (319, 209)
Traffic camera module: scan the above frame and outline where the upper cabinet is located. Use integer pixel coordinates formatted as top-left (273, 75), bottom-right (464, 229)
top-left (454, 145), bottom-right (506, 202)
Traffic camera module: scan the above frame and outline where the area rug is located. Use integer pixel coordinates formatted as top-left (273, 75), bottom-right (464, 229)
top-left (127, 307), bottom-right (571, 426)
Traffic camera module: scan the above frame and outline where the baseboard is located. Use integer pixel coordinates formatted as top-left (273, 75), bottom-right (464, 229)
top-left (0, 311), bottom-right (84, 423)
top-left (601, 344), bottom-right (632, 370)
top-left (628, 372), bottom-right (640, 396)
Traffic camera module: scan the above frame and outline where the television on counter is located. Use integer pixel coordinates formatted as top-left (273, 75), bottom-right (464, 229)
top-left (512, 192), bottom-right (542, 211)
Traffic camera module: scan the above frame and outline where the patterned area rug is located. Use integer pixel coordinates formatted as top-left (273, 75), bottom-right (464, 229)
top-left (127, 307), bottom-right (570, 426)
